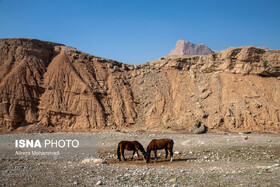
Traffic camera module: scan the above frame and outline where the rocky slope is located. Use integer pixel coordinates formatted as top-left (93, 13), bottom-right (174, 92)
top-left (0, 38), bottom-right (279, 133)
top-left (169, 40), bottom-right (215, 55)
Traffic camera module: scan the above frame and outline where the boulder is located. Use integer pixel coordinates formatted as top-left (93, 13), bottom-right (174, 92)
top-left (189, 121), bottom-right (208, 134)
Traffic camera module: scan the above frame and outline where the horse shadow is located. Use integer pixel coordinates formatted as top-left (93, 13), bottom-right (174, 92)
top-left (175, 158), bottom-right (197, 161)
top-left (149, 157), bottom-right (197, 163)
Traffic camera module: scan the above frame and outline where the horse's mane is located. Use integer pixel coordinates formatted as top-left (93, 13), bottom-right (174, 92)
top-left (136, 142), bottom-right (146, 154)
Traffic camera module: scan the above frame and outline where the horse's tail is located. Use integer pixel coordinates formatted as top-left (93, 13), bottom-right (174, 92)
top-left (117, 143), bottom-right (121, 161)
top-left (170, 139), bottom-right (174, 157)
top-left (171, 139), bottom-right (174, 147)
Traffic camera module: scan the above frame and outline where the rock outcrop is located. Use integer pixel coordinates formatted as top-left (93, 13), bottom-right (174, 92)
top-left (0, 39), bottom-right (279, 133)
top-left (169, 40), bottom-right (215, 55)
top-left (0, 39), bottom-right (137, 132)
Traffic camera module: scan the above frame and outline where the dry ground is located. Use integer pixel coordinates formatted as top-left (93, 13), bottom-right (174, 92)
top-left (0, 132), bottom-right (280, 186)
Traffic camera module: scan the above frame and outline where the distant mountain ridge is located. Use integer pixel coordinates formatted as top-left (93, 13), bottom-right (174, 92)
top-left (169, 40), bottom-right (216, 55)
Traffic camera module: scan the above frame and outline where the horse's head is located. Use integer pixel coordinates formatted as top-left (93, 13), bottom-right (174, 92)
top-left (144, 152), bottom-right (150, 163)
top-left (138, 144), bottom-right (146, 154)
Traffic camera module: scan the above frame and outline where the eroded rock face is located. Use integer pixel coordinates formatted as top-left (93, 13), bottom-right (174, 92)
top-left (0, 39), bottom-right (137, 132)
top-left (0, 39), bottom-right (279, 133)
top-left (169, 40), bottom-right (215, 55)
top-left (133, 47), bottom-right (280, 133)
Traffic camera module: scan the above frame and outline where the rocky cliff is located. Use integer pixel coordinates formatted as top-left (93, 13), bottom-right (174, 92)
top-left (169, 40), bottom-right (215, 55)
top-left (0, 39), bottom-right (279, 133)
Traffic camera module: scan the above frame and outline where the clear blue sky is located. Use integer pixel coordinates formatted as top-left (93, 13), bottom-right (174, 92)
top-left (0, 0), bottom-right (280, 64)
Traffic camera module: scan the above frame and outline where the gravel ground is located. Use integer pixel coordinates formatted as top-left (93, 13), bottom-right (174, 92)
top-left (0, 132), bottom-right (280, 186)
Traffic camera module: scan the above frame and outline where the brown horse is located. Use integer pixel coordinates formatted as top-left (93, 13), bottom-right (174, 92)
top-left (144, 138), bottom-right (174, 163)
top-left (117, 141), bottom-right (146, 161)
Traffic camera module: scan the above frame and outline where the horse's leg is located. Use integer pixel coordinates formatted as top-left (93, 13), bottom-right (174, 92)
top-left (118, 144), bottom-right (122, 161)
top-left (136, 149), bottom-right (140, 158)
top-left (131, 149), bottom-right (135, 160)
top-left (122, 149), bottom-right (127, 161)
top-left (164, 148), bottom-right (168, 161)
top-left (154, 150), bottom-right (158, 163)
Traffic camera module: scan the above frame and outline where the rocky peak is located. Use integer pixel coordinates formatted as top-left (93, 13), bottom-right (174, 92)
top-left (169, 40), bottom-right (215, 55)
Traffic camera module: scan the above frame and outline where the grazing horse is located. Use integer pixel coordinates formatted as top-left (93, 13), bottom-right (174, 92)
top-left (144, 138), bottom-right (174, 163)
top-left (117, 141), bottom-right (146, 161)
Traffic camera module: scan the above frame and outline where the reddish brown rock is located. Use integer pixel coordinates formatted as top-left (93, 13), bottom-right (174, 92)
top-left (0, 38), bottom-right (279, 133)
